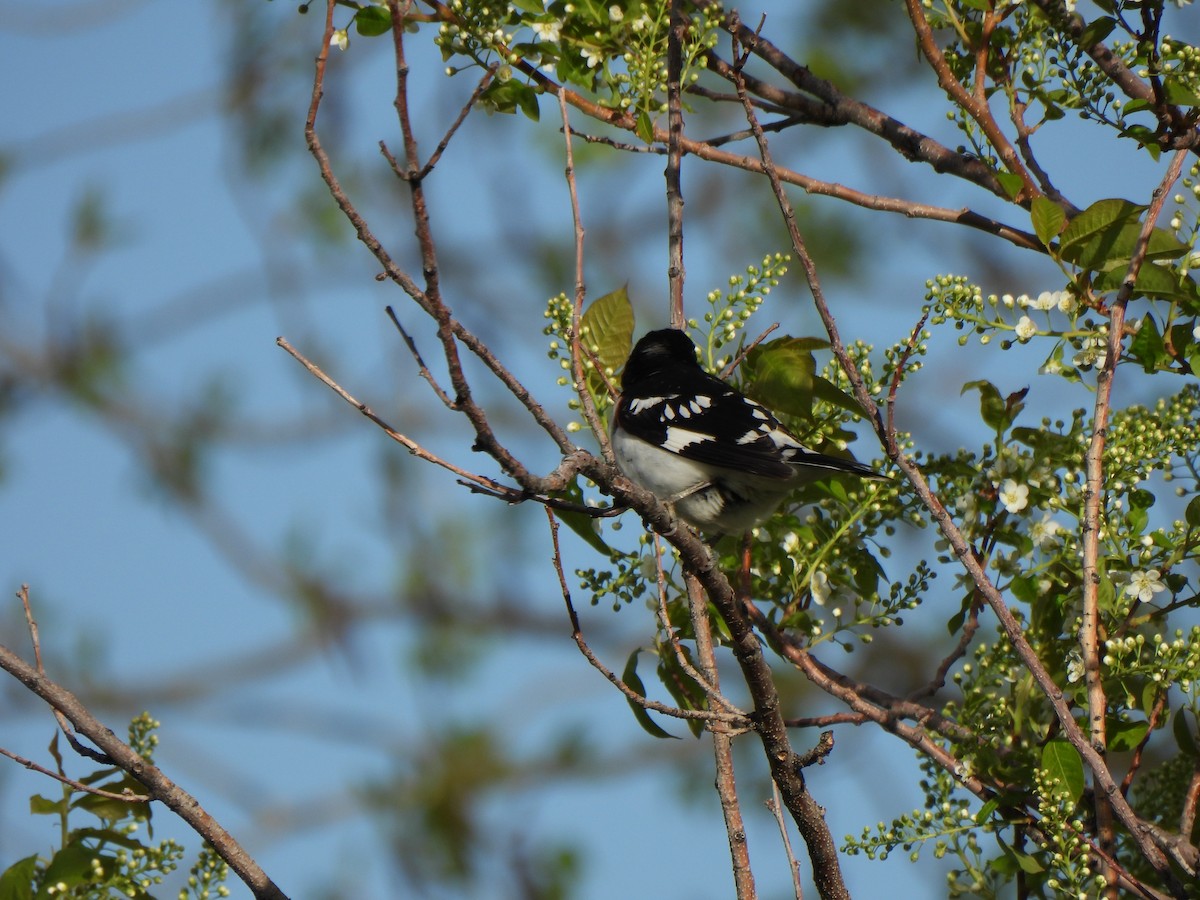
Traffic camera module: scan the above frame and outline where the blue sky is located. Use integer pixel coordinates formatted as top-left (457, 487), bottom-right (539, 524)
top-left (3, 1), bottom-right (1199, 898)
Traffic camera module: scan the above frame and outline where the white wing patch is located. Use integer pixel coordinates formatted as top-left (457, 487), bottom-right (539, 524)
top-left (662, 426), bottom-right (710, 453)
top-left (629, 396), bottom-right (675, 415)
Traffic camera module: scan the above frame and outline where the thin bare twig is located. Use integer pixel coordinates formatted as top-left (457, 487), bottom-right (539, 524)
top-left (0, 742), bottom-right (151, 803)
top-left (545, 510), bottom-right (744, 726)
top-left (0, 642), bottom-right (288, 899)
top-left (19, 585), bottom-right (110, 765)
top-left (720, 322), bottom-right (779, 379)
top-left (385, 306), bottom-right (456, 409)
top-left (277, 336), bottom-right (515, 496)
top-left (651, 537), bottom-right (743, 716)
top-left (686, 573), bottom-right (757, 900)
top-left (558, 90), bottom-right (611, 463)
top-left (767, 780), bottom-right (804, 900)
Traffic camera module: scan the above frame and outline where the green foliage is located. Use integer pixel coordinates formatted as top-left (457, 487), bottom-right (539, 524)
top-left (433, 0), bottom-right (721, 132)
top-left (0, 715), bottom-right (228, 900)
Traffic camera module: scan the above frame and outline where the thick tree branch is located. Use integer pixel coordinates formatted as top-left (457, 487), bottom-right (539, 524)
top-left (0, 642), bottom-right (288, 900)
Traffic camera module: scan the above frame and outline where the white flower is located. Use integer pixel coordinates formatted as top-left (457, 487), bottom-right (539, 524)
top-left (1193, 324), bottom-right (1200, 341)
top-left (531, 20), bottom-right (562, 42)
top-left (810, 571), bottom-right (831, 606)
top-left (1015, 315), bottom-right (1037, 341)
top-left (581, 46), bottom-right (604, 68)
top-left (1057, 291), bottom-right (1078, 314)
top-left (1031, 290), bottom-right (1058, 311)
top-left (609, 4), bottom-right (623, 21)
top-left (1001, 293), bottom-right (1015, 308)
top-left (1029, 513), bottom-right (1062, 548)
top-left (998, 479), bottom-right (1030, 514)
top-left (1126, 569), bottom-right (1167, 603)
top-left (330, 28), bottom-right (349, 51)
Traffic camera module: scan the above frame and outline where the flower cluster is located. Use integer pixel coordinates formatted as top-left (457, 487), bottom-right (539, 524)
top-left (692, 253), bottom-right (790, 366)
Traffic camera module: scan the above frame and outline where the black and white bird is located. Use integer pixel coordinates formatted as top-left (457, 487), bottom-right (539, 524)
top-left (611, 328), bottom-right (885, 534)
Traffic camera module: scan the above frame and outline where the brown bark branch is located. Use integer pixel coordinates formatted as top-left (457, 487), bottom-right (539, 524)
top-left (0, 642), bottom-right (288, 900)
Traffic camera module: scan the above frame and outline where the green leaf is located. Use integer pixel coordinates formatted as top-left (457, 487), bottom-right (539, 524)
top-left (38, 841), bottom-right (97, 896)
top-left (1010, 849), bottom-right (1046, 875)
top-left (656, 643), bottom-right (706, 738)
top-left (481, 81), bottom-right (540, 121)
top-left (995, 171), bottom-right (1024, 200)
top-left (1127, 314), bottom-right (1165, 373)
top-left (946, 592), bottom-right (973, 636)
top-left (1092, 262), bottom-right (1200, 308)
top-left (1059, 199), bottom-right (1189, 272)
top-left (353, 5), bottom-right (392, 36)
top-left (29, 795), bottom-right (66, 816)
top-left (1163, 78), bottom-right (1200, 107)
top-left (1041, 738), bottom-right (1085, 802)
top-left (582, 285), bottom-right (634, 398)
top-left (0, 855), bottom-right (37, 900)
top-left (635, 111), bottom-right (654, 144)
top-left (974, 797), bottom-right (1000, 825)
top-left (1107, 718), bottom-right (1149, 752)
top-left (961, 380), bottom-right (1010, 434)
top-left (550, 481), bottom-right (611, 555)
top-left (1077, 15), bottom-right (1116, 48)
top-left (742, 337), bottom-right (817, 418)
top-left (1185, 495), bottom-right (1200, 528)
top-left (621, 650), bottom-right (677, 740)
top-left (811, 375), bottom-right (867, 417)
top-left (1174, 707), bottom-right (1199, 757)
top-left (72, 775), bottom-right (151, 824)
top-left (1030, 197), bottom-right (1066, 247)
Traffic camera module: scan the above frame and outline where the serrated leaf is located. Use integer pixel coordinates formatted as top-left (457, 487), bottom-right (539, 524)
top-left (1041, 738), bottom-right (1085, 802)
top-left (1031, 196), bottom-right (1067, 247)
top-left (1060, 199), bottom-right (1189, 272)
top-left (622, 650), bottom-right (677, 740)
top-left (354, 5), bottom-right (392, 36)
top-left (582, 285), bottom-right (634, 398)
top-left (742, 337), bottom-right (816, 418)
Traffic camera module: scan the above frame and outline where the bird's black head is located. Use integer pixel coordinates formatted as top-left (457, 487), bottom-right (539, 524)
top-left (621, 328), bottom-right (700, 389)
